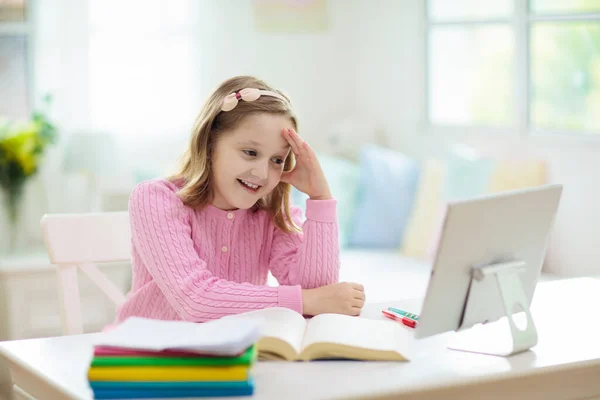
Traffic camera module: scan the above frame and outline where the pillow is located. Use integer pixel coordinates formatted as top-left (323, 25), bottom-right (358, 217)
top-left (423, 149), bottom-right (494, 260)
top-left (400, 159), bottom-right (445, 259)
top-left (134, 169), bottom-right (163, 183)
top-left (291, 153), bottom-right (361, 248)
top-left (443, 147), bottom-right (494, 200)
top-left (347, 145), bottom-right (420, 248)
top-left (488, 159), bottom-right (546, 193)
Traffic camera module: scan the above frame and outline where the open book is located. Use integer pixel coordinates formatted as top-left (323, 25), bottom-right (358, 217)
top-left (223, 307), bottom-right (413, 361)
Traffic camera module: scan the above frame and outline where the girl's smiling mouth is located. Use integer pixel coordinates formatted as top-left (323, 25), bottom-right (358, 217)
top-left (237, 178), bottom-right (262, 192)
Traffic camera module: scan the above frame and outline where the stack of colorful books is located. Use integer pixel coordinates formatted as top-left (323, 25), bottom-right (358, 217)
top-left (87, 344), bottom-right (256, 399)
top-left (87, 317), bottom-right (262, 399)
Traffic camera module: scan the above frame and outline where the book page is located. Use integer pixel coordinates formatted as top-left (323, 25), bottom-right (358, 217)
top-left (223, 307), bottom-right (307, 357)
top-left (300, 314), bottom-right (413, 358)
top-left (93, 317), bottom-right (262, 356)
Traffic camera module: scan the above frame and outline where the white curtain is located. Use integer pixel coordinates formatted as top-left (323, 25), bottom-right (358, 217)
top-left (14, 0), bottom-right (201, 249)
top-left (88, 0), bottom-right (200, 140)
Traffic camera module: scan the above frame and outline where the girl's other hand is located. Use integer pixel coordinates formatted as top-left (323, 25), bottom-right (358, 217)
top-left (301, 282), bottom-right (365, 316)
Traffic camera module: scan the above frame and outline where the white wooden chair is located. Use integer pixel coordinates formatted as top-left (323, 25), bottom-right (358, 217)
top-left (40, 212), bottom-right (131, 335)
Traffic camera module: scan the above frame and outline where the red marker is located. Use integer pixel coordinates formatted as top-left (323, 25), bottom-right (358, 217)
top-left (382, 310), bottom-right (416, 328)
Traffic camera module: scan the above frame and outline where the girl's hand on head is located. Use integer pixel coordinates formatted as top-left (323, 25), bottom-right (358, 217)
top-left (280, 128), bottom-right (332, 200)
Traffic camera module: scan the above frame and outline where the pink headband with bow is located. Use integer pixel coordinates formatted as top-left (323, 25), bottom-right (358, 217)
top-left (221, 88), bottom-right (287, 112)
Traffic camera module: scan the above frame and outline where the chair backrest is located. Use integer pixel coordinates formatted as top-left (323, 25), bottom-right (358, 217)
top-left (40, 211), bottom-right (131, 335)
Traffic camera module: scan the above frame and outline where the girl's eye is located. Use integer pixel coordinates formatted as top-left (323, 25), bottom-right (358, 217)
top-left (243, 150), bottom-right (257, 157)
top-left (272, 158), bottom-right (284, 165)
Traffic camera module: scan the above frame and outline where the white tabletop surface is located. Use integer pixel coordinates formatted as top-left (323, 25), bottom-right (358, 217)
top-left (1, 277), bottom-right (600, 400)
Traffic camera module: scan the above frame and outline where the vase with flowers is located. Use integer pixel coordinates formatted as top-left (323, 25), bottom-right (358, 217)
top-left (0, 95), bottom-right (58, 253)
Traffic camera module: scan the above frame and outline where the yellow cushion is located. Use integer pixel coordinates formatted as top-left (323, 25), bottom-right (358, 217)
top-left (400, 159), bottom-right (445, 259)
top-left (488, 159), bottom-right (547, 193)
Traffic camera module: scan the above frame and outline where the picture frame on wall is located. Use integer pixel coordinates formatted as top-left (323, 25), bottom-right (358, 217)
top-left (0, 0), bottom-right (27, 22)
top-left (252, 0), bottom-right (330, 33)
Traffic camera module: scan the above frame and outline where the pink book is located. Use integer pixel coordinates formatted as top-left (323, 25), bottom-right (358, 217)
top-left (93, 346), bottom-right (243, 358)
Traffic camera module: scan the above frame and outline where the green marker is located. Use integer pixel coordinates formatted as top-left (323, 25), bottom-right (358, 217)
top-left (388, 307), bottom-right (419, 321)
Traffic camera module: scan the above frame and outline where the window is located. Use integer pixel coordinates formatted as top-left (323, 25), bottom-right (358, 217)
top-left (427, 0), bottom-right (600, 134)
top-left (88, 0), bottom-right (200, 137)
top-left (0, 0), bottom-right (30, 120)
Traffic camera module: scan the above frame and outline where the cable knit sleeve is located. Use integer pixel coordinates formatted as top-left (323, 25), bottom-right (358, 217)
top-left (129, 181), bottom-right (303, 322)
top-left (268, 199), bottom-right (340, 289)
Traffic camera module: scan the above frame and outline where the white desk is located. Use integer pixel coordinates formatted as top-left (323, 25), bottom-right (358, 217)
top-left (1, 277), bottom-right (600, 400)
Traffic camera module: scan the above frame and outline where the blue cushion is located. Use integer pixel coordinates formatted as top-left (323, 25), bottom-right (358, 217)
top-left (134, 169), bottom-right (162, 183)
top-left (347, 145), bottom-right (420, 248)
top-left (290, 153), bottom-right (361, 248)
top-left (443, 147), bottom-right (494, 201)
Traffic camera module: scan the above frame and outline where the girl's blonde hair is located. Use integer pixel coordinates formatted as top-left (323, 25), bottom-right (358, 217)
top-left (168, 75), bottom-right (300, 233)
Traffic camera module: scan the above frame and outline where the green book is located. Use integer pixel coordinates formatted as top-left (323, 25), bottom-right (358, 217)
top-left (91, 345), bottom-right (257, 367)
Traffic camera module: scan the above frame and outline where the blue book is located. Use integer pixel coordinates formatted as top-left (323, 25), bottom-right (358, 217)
top-left (92, 383), bottom-right (254, 399)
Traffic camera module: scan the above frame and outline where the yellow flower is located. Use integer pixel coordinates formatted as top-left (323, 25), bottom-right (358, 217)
top-left (0, 121), bottom-right (41, 175)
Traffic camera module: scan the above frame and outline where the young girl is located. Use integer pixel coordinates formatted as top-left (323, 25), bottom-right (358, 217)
top-left (112, 75), bottom-right (365, 324)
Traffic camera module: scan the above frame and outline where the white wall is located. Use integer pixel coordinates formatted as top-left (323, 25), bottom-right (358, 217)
top-left (351, 0), bottom-right (427, 154)
top-left (195, 1), bottom-right (358, 147)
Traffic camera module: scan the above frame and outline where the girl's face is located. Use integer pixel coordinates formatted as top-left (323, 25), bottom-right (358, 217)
top-left (211, 113), bottom-right (294, 210)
